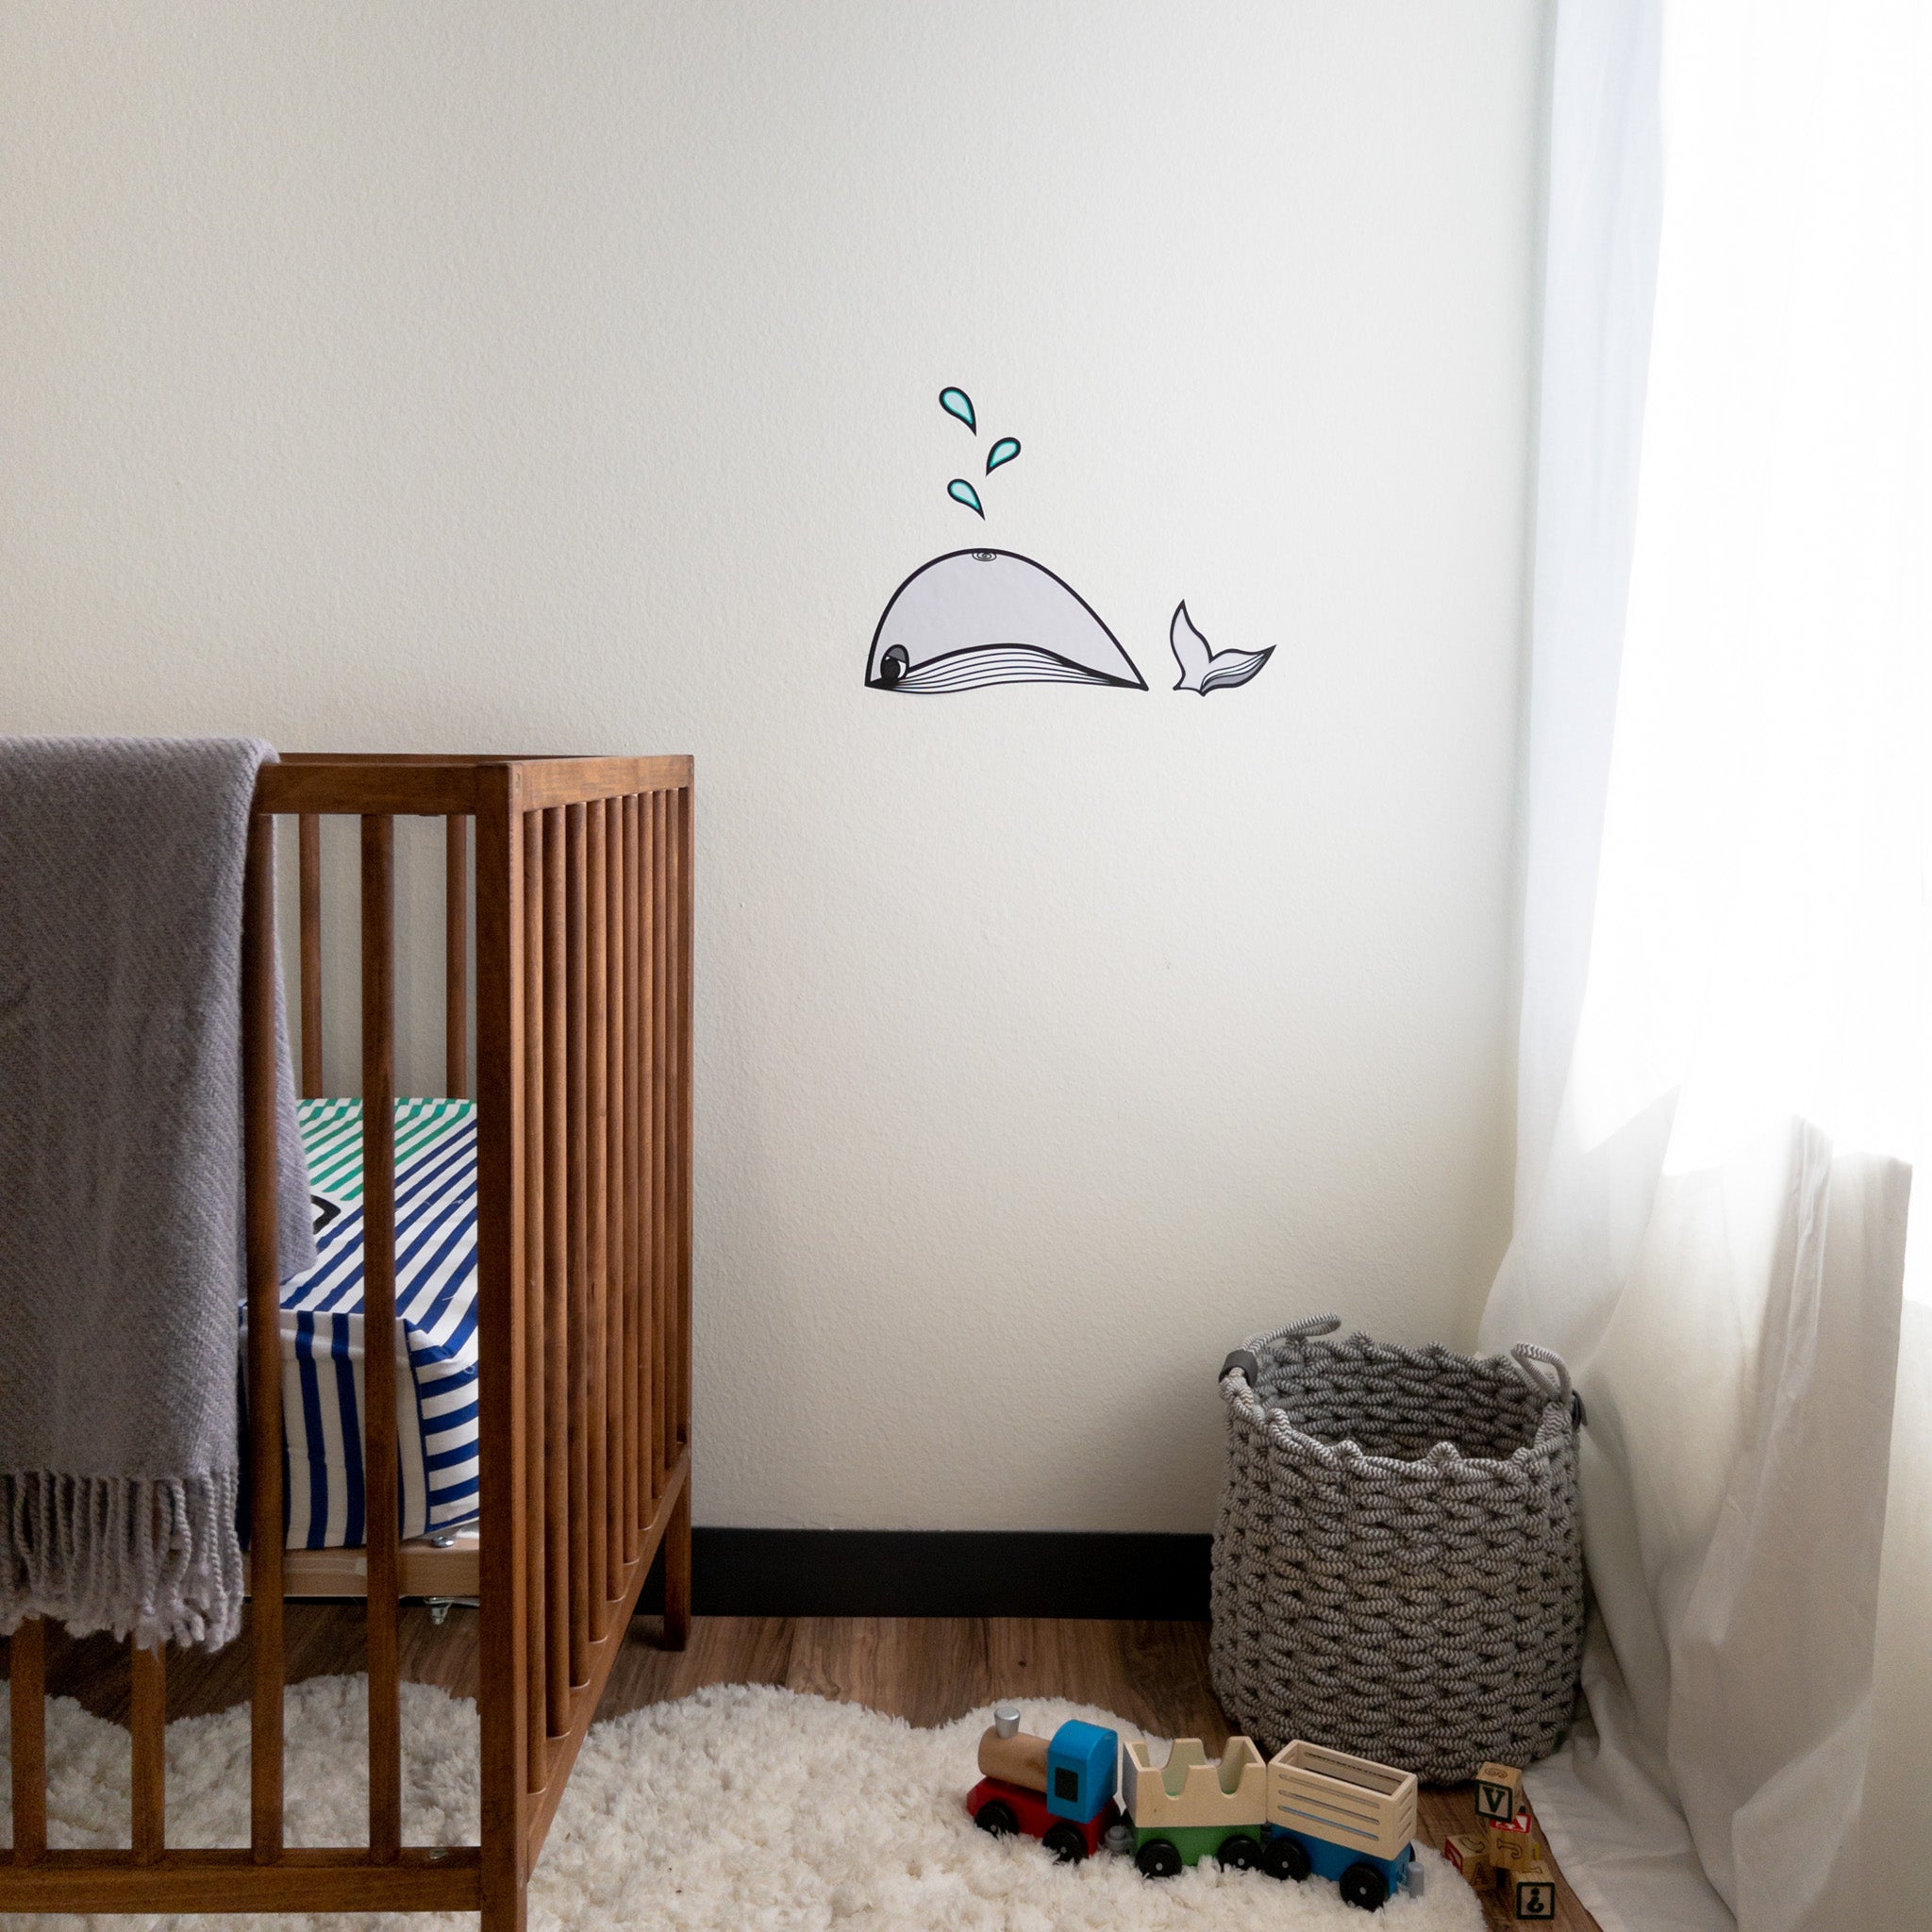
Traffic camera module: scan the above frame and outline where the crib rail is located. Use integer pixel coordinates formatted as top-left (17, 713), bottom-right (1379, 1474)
top-left (1, 755), bottom-right (694, 1929)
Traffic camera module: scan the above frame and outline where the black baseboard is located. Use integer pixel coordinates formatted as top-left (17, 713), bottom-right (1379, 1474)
top-left (638, 1529), bottom-right (1210, 1620)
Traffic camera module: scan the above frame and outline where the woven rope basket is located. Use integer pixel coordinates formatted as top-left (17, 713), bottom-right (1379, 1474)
top-left (1209, 1316), bottom-right (1585, 1784)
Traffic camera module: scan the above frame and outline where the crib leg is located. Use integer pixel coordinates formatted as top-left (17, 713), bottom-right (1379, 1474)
top-left (481, 1870), bottom-right (528, 1932)
top-left (662, 1481), bottom-right (691, 1650)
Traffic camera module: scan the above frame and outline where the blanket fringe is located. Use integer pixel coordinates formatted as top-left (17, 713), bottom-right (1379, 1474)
top-left (0, 1470), bottom-right (244, 1651)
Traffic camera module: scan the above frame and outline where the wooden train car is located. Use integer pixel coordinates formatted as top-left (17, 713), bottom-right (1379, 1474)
top-left (1120, 1736), bottom-right (1267, 1876)
top-left (1265, 1740), bottom-right (1419, 1910)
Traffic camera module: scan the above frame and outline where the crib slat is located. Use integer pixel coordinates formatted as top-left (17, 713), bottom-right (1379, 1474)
top-left (623, 793), bottom-right (642, 1564)
top-left (641, 791), bottom-right (664, 1514)
top-left (640, 791), bottom-right (658, 1508)
top-left (646, 791), bottom-right (662, 1492)
top-left (564, 803), bottom-right (591, 1688)
top-left (298, 812), bottom-right (324, 1098)
top-left (360, 814), bottom-right (402, 1862)
top-left (651, 791), bottom-right (671, 1498)
top-left (605, 797), bottom-right (627, 1598)
top-left (522, 810), bottom-right (548, 1791)
top-left (242, 811), bottom-right (285, 1858)
top-left (607, 798), bottom-right (625, 1589)
top-left (585, 800), bottom-right (609, 1641)
top-left (9, 1618), bottom-right (46, 1865)
top-left (541, 810), bottom-right (571, 1734)
top-left (644, 791), bottom-right (658, 1541)
top-left (446, 814), bottom-right (469, 1100)
top-left (667, 787), bottom-right (682, 1486)
top-left (675, 784), bottom-right (693, 1471)
top-left (660, 790), bottom-right (677, 1489)
top-left (474, 771), bottom-right (532, 1922)
top-left (130, 1643), bottom-right (165, 1863)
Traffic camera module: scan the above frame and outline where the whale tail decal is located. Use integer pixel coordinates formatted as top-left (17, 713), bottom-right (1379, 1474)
top-left (1169, 601), bottom-right (1273, 695)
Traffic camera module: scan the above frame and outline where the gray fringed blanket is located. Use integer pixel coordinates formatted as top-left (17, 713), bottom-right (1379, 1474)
top-left (0, 738), bottom-right (314, 1650)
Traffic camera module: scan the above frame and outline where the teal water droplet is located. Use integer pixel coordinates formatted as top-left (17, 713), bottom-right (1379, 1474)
top-left (985, 437), bottom-right (1021, 475)
top-left (947, 478), bottom-right (985, 517)
top-left (939, 387), bottom-right (976, 433)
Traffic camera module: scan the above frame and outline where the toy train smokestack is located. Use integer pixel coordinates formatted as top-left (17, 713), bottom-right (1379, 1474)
top-left (976, 1705), bottom-right (1051, 1791)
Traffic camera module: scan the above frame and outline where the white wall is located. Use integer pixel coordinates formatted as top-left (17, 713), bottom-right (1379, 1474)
top-left (0, 3), bottom-right (1546, 1531)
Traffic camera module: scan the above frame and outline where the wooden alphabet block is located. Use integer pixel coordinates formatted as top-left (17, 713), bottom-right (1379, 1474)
top-left (1489, 1828), bottom-right (1529, 1873)
top-left (1510, 1862), bottom-right (1557, 1921)
top-left (1486, 1809), bottom-right (1541, 1872)
top-left (1474, 1761), bottom-right (1525, 1823)
top-left (1442, 1832), bottom-right (1492, 1889)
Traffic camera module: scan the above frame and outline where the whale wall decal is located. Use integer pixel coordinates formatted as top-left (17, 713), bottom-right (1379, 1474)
top-left (1168, 600), bottom-right (1274, 694)
top-left (865, 549), bottom-right (1147, 694)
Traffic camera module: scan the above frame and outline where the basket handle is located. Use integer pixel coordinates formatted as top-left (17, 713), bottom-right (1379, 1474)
top-left (1279, 1313), bottom-right (1341, 1342)
top-left (1218, 1314), bottom-right (1341, 1390)
top-left (1509, 1342), bottom-right (1575, 1413)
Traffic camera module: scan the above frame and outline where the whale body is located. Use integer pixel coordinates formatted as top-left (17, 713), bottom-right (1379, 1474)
top-left (865, 549), bottom-right (1146, 693)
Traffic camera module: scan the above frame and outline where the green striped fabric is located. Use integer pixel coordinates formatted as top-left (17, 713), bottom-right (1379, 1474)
top-left (299, 1096), bottom-right (473, 1207)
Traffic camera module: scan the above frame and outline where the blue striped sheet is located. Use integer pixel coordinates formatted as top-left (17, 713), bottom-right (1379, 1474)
top-left (241, 1099), bottom-right (480, 1550)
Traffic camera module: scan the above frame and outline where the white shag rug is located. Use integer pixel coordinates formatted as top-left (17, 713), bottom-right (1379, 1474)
top-left (0, 1677), bottom-right (1484, 1930)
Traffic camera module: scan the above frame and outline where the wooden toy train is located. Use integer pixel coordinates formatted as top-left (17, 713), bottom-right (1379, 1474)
top-left (966, 1706), bottom-right (1423, 1911)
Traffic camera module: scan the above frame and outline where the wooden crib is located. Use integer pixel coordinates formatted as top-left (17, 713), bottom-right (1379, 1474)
top-left (1, 754), bottom-right (693, 1928)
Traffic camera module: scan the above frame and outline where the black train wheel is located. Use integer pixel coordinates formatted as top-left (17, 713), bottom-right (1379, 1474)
top-left (1339, 1861), bottom-right (1390, 1910)
top-left (1216, 1834), bottom-right (1260, 1872)
top-left (1136, 1838), bottom-right (1183, 1879)
top-left (1264, 1835), bottom-right (1312, 1882)
top-left (1041, 1823), bottom-right (1088, 1864)
top-left (974, 1800), bottom-right (1018, 1838)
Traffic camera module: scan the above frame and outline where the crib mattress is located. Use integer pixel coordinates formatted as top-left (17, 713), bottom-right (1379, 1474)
top-left (243, 1098), bottom-right (482, 1550)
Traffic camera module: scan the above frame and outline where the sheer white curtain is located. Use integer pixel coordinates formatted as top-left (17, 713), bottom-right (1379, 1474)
top-left (1487, 4), bottom-right (1931, 1931)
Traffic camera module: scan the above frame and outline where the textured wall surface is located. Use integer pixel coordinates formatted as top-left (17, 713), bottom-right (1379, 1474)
top-left (0, 2), bottom-right (1546, 1529)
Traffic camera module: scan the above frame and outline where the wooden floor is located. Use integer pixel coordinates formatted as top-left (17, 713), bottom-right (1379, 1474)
top-left (21, 1607), bottom-right (1598, 1930)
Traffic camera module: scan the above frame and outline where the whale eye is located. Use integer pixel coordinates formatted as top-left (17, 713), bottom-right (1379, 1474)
top-left (878, 645), bottom-right (908, 688)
